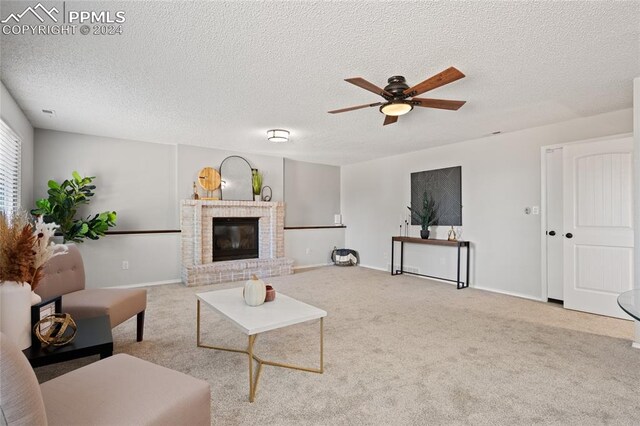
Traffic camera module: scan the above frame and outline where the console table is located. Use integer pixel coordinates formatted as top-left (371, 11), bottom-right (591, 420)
top-left (391, 236), bottom-right (470, 289)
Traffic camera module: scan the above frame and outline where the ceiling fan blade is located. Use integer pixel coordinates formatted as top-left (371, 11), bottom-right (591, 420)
top-left (328, 102), bottom-right (383, 114)
top-left (412, 98), bottom-right (466, 110)
top-left (383, 115), bottom-right (398, 126)
top-left (403, 67), bottom-right (465, 97)
top-left (345, 77), bottom-right (392, 97)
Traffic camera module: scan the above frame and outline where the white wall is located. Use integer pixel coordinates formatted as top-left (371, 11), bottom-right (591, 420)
top-left (1, 81), bottom-right (34, 209)
top-left (285, 228), bottom-right (345, 268)
top-left (284, 159), bottom-right (340, 226)
top-left (635, 78), bottom-right (640, 292)
top-left (342, 108), bottom-right (633, 300)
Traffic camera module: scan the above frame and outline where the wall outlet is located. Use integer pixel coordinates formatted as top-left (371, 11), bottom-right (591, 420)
top-left (305, 248), bottom-right (311, 255)
top-left (122, 261), bottom-right (129, 270)
top-left (532, 206), bottom-right (540, 215)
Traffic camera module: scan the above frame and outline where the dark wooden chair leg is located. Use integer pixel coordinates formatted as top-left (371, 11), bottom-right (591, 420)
top-left (136, 310), bottom-right (145, 342)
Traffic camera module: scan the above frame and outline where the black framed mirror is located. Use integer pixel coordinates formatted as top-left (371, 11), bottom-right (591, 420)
top-left (220, 156), bottom-right (253, 201)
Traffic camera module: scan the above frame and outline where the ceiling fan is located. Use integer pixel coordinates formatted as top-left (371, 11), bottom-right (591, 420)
top-left (328, 67), bottom-right (466, 126)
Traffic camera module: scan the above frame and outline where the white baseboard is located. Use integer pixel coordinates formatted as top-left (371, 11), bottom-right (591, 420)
top-left (473, 285), bottom-right (543, 302)
top-left (358, 264), bottom-right (387, 272)
top-left (106, 279), bottom-right (181, 289)
top-left (294, 263), bottom-right (332, 271)
top-left (359, 264), bottom-right (543, 302)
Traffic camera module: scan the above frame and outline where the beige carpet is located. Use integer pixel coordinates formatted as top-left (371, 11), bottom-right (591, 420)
top-left (35, 267), bottom-right (640, 425)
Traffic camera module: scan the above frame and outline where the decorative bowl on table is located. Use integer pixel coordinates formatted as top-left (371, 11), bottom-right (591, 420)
top-left (265, 285), bottom-right (276, 302)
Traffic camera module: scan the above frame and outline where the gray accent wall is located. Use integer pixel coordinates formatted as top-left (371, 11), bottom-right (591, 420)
top-left (34, 129), bottom-right (178, 231)
top-left (32, 129), bottom-right (289, 288)
top-left (284, 159), bottom-right (340, 227)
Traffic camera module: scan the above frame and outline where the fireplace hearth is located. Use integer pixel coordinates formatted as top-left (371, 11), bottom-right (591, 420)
top-left (212, 217), bottom-right (259, 262)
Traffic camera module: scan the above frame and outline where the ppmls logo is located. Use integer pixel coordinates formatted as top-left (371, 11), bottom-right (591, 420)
top-left (2, 2), bottom-right (126, 36)
top-left (1, 3), bottom-right (59, 23)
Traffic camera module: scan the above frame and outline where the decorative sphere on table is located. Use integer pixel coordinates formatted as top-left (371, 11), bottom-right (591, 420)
top-left (243, 275), bottom-right (266, 306)
top-left (34, 313), bottom-right (77, 346)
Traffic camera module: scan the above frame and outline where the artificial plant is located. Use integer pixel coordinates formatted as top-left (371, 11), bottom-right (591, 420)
top-left (252, 169), bottom-right (263, 196)
top-left (31, 171), bottom-right (117, 243)
top-left (407, 191), bottom-right (438, 230)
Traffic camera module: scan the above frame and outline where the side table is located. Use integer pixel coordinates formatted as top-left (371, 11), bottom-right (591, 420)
top-left (23, 315), bottom-right (113, 368)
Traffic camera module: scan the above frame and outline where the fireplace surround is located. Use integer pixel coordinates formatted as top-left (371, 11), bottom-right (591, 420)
top-left (181, 200), bottom-right (293, 286)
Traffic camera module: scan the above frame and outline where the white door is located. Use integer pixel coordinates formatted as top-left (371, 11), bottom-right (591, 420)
top-left (546, 148), bottom-right (564, 300)
top-left (563, 137), bottom-right (634, 318)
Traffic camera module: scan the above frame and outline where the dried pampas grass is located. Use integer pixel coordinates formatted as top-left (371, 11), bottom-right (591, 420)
top-left (0, 212), bottom-right (36, 284)
top-left (0, 213), bottom-right (67, 289)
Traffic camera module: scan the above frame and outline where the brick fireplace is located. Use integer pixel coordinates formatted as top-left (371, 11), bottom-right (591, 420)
top-left (180, 200), bottom-right (293, 286)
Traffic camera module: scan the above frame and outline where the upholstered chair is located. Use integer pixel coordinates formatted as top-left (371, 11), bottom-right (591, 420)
top-left (35, 245), bottom-right (147, 341)
top-left (0, 333), bottom-right (211, 425)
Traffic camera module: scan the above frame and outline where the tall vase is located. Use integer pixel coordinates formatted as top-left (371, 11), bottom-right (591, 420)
top-left (31, 291), bottom-right (42, 305)
top-left (0, 281), bottom-right (32, 350)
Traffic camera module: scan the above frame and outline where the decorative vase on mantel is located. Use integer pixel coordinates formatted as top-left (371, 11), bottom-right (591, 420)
top-left (0, 281), bottom-right (33, 350)
top-left (420, 229), bottom-right (430, 239)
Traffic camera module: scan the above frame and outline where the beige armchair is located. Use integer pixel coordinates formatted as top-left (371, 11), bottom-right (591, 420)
top-left (0, 333), bottom-right (211, 425)
top-left (35, 245), bottom-right (147, 341)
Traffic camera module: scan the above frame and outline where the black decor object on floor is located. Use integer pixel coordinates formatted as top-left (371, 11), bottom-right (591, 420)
top-left (411, 166), bottom-right (462, 226)
top-left (331, 248), bottom-right (359, 266)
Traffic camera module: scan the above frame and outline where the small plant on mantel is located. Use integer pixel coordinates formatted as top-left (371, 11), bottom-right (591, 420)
top-left (252, 169), bottom-right (263, 200)
top-left (407, 191), bottom-right (438, 239)
top-left (31, 171), bottom-right (117, 243)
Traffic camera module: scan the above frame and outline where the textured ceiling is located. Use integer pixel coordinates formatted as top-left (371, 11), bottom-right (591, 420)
top-left (1, 1), bottom-right (639, 165)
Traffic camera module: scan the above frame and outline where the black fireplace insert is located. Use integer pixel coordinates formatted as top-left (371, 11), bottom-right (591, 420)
top-left (212, 217), bottom-right (259, 262)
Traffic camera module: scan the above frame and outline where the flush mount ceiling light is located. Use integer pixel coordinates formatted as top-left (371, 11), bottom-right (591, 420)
top-left (267, 129), bottom-right (289, 143)
top-left (379, 102), bottom-right (413, 117)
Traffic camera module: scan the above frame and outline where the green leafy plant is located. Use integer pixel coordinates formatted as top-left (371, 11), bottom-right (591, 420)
top-left (252, 169), bottom-right (263, 196)
top-left (31, 171), bottom-right (117, 243)
top-left (407, 191), bottom-right (438, 230)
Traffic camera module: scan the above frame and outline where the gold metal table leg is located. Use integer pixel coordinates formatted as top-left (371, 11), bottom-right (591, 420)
top-left (197, 300), bottom-right (325, 402)
top-left (248, 335), bottom-right (255, 402)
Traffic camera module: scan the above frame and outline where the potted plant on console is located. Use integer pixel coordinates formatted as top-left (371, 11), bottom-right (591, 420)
top-left (407, 191), bottom-right (438, 239)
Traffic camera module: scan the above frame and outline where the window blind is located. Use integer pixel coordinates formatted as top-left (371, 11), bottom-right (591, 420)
top-left (0, 120), bottom-right (21, 215)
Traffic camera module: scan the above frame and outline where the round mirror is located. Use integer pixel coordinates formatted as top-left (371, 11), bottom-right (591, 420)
top-left (220, 156), bottom-right (254, 201)
top-left (198, 167), bottom-right (221, 191)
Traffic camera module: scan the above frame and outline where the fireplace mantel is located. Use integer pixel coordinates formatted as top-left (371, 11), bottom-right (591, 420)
top-left (180, 200), bottom-right (293, 286)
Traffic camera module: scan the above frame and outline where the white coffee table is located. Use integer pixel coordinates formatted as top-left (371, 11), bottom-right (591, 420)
top-left (196, 287), bottom-right (327, 402)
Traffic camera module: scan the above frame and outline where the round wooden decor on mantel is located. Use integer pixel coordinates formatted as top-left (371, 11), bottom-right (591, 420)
top-left (198, 167), bottom-right (221, 191)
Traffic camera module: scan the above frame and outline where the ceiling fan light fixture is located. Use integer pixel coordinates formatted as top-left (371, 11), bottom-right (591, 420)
top-left (267, 129), bottom-right (289, 143)
top-left (380, 102), bottom-right (413, 116)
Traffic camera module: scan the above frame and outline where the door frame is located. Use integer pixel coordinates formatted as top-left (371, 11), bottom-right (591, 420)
top-left (540, 133), bottom-right (632, 302)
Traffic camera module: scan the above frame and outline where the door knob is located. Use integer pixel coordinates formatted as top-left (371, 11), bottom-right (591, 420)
top-left (565, 233), bottom-right (573, 239)
top-left (548, 230), bottom-right (556, 236)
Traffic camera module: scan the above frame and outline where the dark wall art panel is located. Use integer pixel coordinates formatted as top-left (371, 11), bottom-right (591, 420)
top-left (410, 166), bottom-right (462, 226)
